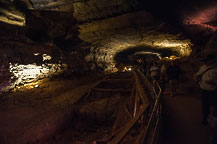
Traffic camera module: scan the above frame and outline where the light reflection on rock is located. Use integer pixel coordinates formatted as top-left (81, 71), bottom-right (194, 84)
top-left (42, 54), bottom-right (52, 61)
top-left (85, 32), bottom-right (192, 72)
top-left (183, 4), bottom-right (217, 32)
top-left (1, 63), bottom-right (68, 92)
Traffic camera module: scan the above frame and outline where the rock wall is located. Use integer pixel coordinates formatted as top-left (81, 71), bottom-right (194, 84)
top-left (80, 11), bottom-right (192, 72)
top-left (0, 0), bottom-right (194, 92)
top-left (0, 37), bottom-right (67, 93)
top-left (73, 0), bottom-right (139, 21)
top-left (0, 21), bottom-right (86, 93)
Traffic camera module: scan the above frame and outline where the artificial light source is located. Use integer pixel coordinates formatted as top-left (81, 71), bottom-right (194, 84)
top-left (34, 53), bottom-right (40, 56)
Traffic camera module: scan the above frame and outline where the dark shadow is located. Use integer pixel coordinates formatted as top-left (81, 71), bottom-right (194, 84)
top-left (114, 46), bottom-right (179, 65)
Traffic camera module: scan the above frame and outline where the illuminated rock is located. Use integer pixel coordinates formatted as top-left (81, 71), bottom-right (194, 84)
top-left (9, 63), bottom-right (67, 87)
top-left (81, 11), bottom-right (192, 72)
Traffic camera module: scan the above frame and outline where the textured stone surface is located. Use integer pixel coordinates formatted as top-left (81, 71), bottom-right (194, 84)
top-left (0, 0), bottom-right (194, 92)
top-left (0, 41), bottom-right (67, 92)
top-left (73, 0), bottom-right (138, 21)
top-left (0, 23), bottom-right (70, 93)
top-left (79, 11), bottom-right (192, 71)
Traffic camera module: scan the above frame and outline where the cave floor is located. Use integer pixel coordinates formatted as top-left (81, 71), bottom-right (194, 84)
top-left (0, 72), bottom-right (214, 144)
top-left (0, 72), bottom-right (105, 144)
top-left (161, 86), bottom-right (213, 144)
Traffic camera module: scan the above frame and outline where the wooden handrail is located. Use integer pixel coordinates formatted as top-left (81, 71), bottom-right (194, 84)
top-left (137, 68), bottom-right (162, 144)
top-left (94, 69), bottom-right (161, 144)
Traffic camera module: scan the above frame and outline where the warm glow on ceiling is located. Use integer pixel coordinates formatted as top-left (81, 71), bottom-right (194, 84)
top-left (153, 41), bottom-right (189, 48)
top-left (152, 40), bottom-right (192, 56)
top-left (0, 16), bottom-right (25, 26)
top-left (0, 9), bottom-right (25, 26)
top-left (183, 4), bottom-right (217, 32)
top-left (84, 32), bottom-right (192, 72)
top-left (134, 51), bottom-right (162, 59)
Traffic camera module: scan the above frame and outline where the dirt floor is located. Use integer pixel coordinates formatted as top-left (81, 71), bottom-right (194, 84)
top-left (0, 72), bottom-right (104, 144)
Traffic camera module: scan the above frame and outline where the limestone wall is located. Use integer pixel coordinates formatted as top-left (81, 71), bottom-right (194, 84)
top-left (0, 39), bottom-right (67, 93)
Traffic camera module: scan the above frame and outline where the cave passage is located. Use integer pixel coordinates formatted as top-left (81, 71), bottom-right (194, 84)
top-left (0, 0), bottom-right (217, 144)
top-left (114, 46), bottom-right (178, 65)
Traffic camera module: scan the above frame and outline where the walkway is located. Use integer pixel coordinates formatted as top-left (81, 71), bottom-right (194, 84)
top-left (161, 87), bottom-right (213, 144)
top-left (0, 71), bottom-right (215, 144)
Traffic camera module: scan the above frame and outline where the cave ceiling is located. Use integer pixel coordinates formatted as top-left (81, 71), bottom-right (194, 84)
top-left (0, 0), bottom-right (217, 71)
